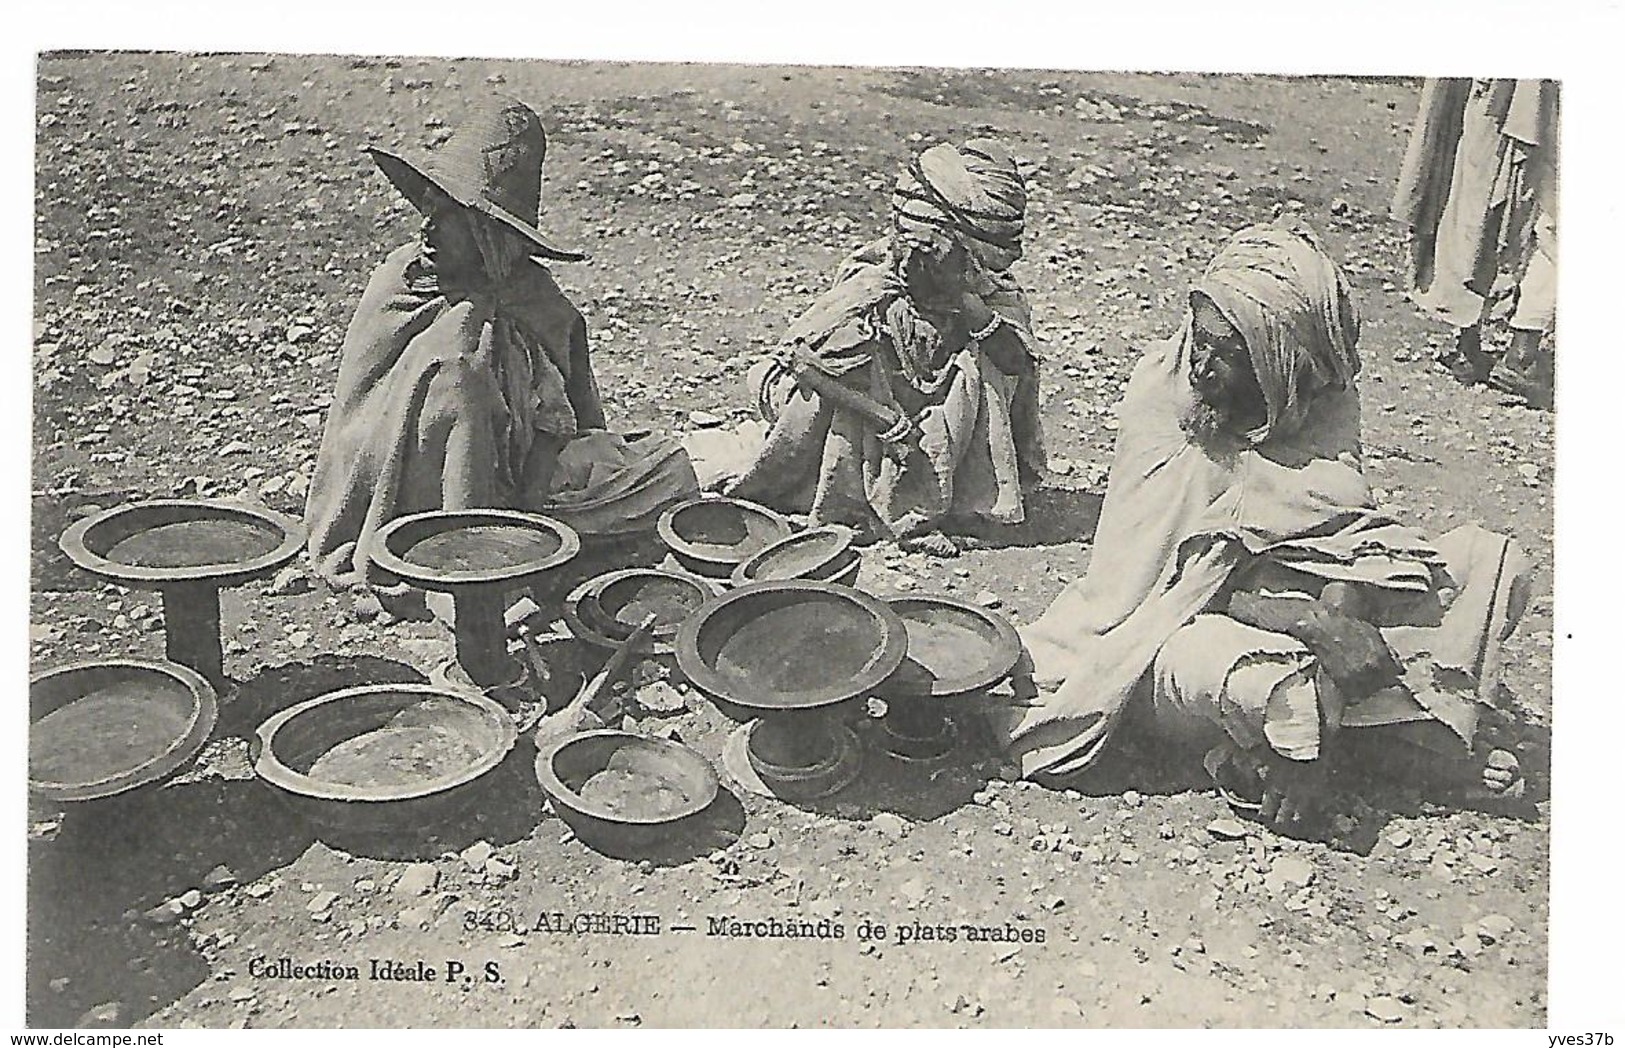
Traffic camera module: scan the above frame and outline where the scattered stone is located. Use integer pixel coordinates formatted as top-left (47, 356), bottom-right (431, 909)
top-left (1385, 827), bottom-right (1413, 849)
top-left (871, 813), bottom-right (908, 840)
top-left (307, 891), bottom-right (339, 915)
top-left (634, 680), bottom-right (685, 713)
top-left (142, 899), bottom-right (186, 925)
top-left (746, 831), bottom-right (774, 850)
top-left (202, 865), bottom-right (238, 892)
top-left (1476, 913), bottom-right (1515, 944)
top-left (485, 858), bottom-right (517, 882)
top-left (1270, 855), bottom-right (1316, 889)
top-left (229, 987), bottom-right (257, 1004)
top-left (178, 889), bottom-right (204, 911)
top-left (974, 590), bottom-right (1002, 608)
top-left (49, 976), bottom-right (71, 993)
top-left (395, 864), bottom-right (438, 897)
top-left (245, 881), bottom-right (275, 899)
top-left (460, 840), bottom-right (495, 870)
top-left (688, 409), bottom-right (724, 428)
top-left (76, 1002), bottom-right (124, 1027)
top-left (1206, 818), bottom-right (1250, 840)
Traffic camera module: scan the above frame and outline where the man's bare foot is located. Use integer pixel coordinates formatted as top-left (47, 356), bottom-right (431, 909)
top-left (898, 530), bottom-right (959, 558)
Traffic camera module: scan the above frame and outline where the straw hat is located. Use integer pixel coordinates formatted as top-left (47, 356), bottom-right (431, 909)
top-left (366, 95), bottom-right (585, 262)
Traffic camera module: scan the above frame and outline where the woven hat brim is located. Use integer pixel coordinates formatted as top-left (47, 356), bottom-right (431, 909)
top-left (366, 146), bottom-right (586, 263)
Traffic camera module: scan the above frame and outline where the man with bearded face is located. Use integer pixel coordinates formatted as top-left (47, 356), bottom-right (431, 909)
top-left (724, 139), bottom-right (1046, 554)
top-left (990, 221), bottom-right (1530, 831)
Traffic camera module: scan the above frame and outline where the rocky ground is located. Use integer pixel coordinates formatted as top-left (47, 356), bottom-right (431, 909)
top-left (29, 54), bottom-right (1554, 1028)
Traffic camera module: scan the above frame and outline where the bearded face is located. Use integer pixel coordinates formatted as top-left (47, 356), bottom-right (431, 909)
top-left (1181, 292), bottom-right (1267, 446)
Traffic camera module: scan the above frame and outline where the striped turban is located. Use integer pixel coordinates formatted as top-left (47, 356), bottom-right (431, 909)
top-left (892, 141), bottom-right (1027, 263)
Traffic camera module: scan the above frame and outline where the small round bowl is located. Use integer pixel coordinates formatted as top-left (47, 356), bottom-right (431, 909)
top-left (656, 497), bottom-right (792, 579)
top-left (535, 730), bottom-right (719, 848)
top-left (885, 595), bottom-right (1023, 698)
top-left (253, 684), bottom-right (517, 833)
top-left (30, 659), bottom-right (218, 803)
top-left (677, 580), bottom-right (908, 715)
top-left (59, 499), bottom-right (305, 589)
top-left (371, 509), bottom-right (580, 592)
top-left (729, 524), bottom-right (860, 588)
top-left (562, 568), bottom-right (719, 652)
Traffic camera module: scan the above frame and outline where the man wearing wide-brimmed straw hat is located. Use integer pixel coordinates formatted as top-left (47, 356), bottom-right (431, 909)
top-left (305, 96), bottom-right (694, 617)
top-left (717, 138), bottom-right (1047, 555)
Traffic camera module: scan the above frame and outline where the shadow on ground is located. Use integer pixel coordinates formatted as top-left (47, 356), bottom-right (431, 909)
top-left (960, 482), bottom-right (1103, 550)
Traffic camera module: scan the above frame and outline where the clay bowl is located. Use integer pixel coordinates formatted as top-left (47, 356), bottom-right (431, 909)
top-left (562, 568), bottom-right (719, 653)
top-left (676, 580), bottom-right (908, 717)
top-left (656, 497), bottom-right (792, 579)
top-left (252, 684), bottom-right (517, 834)
top-left (885, 595), bottom-right (1023, 699)
top-left (729, 524), bottom-right (861, 588)
top-left (371, 509), bottom-right (580, 592)
top-left (535, 729), bottom-right (719, 850)
top-left (59, 499), bottom-right (304, 589)
top-left (30, 659), bottom-right (218, 803)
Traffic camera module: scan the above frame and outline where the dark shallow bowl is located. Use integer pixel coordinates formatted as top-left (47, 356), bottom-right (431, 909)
top-left (30, 659), bottom-right (218, 803)
top-left (676, 580), bottom-right (908, 714)
top-left (885, 595), bottom-right (1023, 698)
top-left (729, 525), bottom-right (860, 588)
top-left (371, 509), bottom-right (580, 592)
top-left (562, 568), bottom-right (718, 650)
top-left (253, 684), bottom-right (517, 833)
top-left (656, 497), bottom-right (792, 578)
top-left (59, 499), bottom-right (305, 589)
top-left (535, 730), bottom-right (720, 850)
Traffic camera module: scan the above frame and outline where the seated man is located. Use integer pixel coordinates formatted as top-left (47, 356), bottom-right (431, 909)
top-left (723, 139), bottom-right (1046, 555)
top-left (990, 221), bottom-right (1529, 829)
top-left (305, 96), bottom-right (693, 616)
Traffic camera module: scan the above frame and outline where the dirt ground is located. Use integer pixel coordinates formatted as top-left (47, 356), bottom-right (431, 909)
top-left (29, 54), bottom-right (1555, 1028)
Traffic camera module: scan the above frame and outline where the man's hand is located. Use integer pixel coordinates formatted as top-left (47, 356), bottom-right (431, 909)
top-left (1228, 590), bottom-right (1401, 699)
top-left (1290, 606), bottom-right (1402, 697)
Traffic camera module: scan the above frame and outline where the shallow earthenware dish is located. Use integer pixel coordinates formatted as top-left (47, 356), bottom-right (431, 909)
top-left (370, 509), bottom-right (580, 591)
top-left (562, 568), bottom-right (719, 652)
top-left (655, 497), bottom-right (792, 579)
top-left (59, 499), bottom-right (304, 589)
top-left (535, 729), bottom-right (719, 833)
top-left (252, 684), bottom-right (517, 832)
top-left (884, 595), bottom-right (1023, 699)
top-left (676, 579), bottom-right (908, 714)
top-left (30, 659), bottom-right (219, 803)
top-left (728, 524), bottom-right (860, 588)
